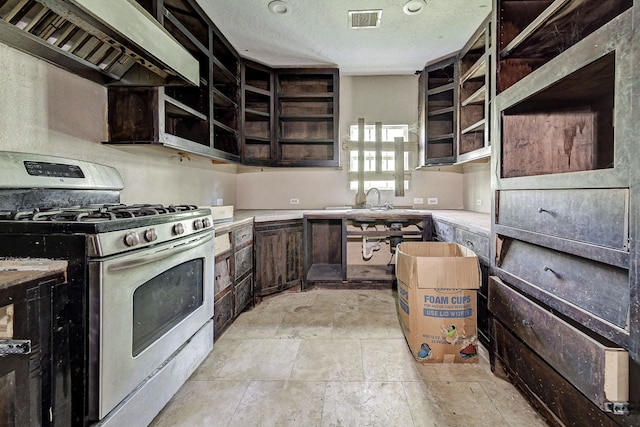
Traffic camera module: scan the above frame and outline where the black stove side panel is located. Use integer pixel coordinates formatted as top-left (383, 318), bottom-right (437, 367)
top-left (0, 233), bottom-right (88, 427)
top-left (0, 189), bottom-right (120, 211)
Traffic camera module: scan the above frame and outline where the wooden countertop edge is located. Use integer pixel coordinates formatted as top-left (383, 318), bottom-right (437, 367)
top-left (0, 259), bottom-right (68, 289)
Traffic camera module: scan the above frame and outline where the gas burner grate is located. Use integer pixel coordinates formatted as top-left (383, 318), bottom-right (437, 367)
top-left (0, 204), bottom-right (201, 222)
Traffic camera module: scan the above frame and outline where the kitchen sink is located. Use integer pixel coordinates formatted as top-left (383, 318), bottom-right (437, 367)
top-left (352, 217), bottom-right (379, 226)
top-left (384, 218), bottom-right (412, 227)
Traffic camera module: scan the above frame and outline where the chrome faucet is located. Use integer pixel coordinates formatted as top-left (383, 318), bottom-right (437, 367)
top-left (366, 187), bottom-right (381, 210)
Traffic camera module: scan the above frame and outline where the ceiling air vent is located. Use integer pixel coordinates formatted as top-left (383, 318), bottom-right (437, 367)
top-left (348, 9), bottom-right (381, 29)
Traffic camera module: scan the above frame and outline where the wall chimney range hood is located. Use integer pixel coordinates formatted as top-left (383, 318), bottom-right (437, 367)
top-left (0, 0), bottom-right (200, 86)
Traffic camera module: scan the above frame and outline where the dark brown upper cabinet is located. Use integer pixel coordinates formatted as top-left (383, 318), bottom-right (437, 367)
top-left (458, 15), bottom-right (491, 163)
top-left (418, 55), bottom-right (458, 166)
top-left (417, 14), bottom-right (492, 167)
top-left (496, 0), bottom-right (632, 93)
top-left (106, 0), bottom-right (339, 167)
top-left (274, 68), bottom-right (340, 167)
top-left (105, 0), bottom-right (241, 163)
top-left (241, 60), bottom-right (275, 166)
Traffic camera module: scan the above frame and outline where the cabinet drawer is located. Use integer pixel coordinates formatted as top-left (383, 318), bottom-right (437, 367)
top-left (489, 277), bottom-right (628, 409)
top-left (498, 238), bottom-right (629, 329)
top-left (234, 274), bottom-right (253, 316)
top-left (214, 232), bottom-right (231, 256)
top-left (234, 245), bottom-right (253, 278)
top-left (233, 224), bottom-right (253, 248)
top-left (214, 255), bottom-right (232, 295)
top-left (497, 189), bottom-right (629, 250)
top-left (213, 289), bottom-right (234, 339)
top-left (432, 219), bottom-right (454, 242)
top-left (454, 228), bottom-right (489, 259)
top-left (493, 321), bottom-right (622, 426)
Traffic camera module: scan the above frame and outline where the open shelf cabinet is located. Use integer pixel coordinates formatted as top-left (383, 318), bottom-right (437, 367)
top-left (490, 2), bottom-right (639, 424)
top-left (496, 0), bottom-right (632, 93)
top-left (105, 0), bottom-right (241, 162)
top-left (275, 69), bottom-right (339, 167)
top-left (242, 60), bottom-right (274, 165)
top-left (458, 15), bottom-right (491, 161)
top-left (418, 55), bottom-right (458, 166)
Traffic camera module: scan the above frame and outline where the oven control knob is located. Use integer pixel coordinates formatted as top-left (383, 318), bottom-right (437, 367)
top-left (144, 228), bottom-right (158, 242)
top-left (193, 219), bottom-right (204, 230)
top-left (203, 217), bottom-right (212, 228)
top-left (124, 232), bottom-right (140, 247)
top-left (173, 223), bottom-right (185, 235)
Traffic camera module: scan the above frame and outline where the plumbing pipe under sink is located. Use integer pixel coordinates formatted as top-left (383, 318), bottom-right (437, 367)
top-left (360, 223), bottom-right (381, 260)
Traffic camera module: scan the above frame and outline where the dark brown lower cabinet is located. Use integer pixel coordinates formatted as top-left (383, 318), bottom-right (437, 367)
top-left (432, 217), bottom-right (490, 347)
top-left (213, 222), bottom-right (254, 339)
top-left (254, 219), bottom-right (303, 298)
top-left (490, 276), bottom-right (633, 426)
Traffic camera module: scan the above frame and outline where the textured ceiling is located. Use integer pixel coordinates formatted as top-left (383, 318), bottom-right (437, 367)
top-left (196, 0), bottom-right (492, 75)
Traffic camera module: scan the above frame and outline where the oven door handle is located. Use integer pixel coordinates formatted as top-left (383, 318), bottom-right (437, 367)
top-left (107, 233), bottom-right (213, 272)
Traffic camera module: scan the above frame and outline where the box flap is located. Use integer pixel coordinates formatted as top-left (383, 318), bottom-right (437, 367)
top-left (396, 242), bottom-right (480, 290)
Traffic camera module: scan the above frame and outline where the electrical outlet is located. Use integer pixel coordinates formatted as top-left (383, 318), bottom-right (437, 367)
top-left (427, 197), bottom-right (438, 205)
top-left (476, 199), bottom-right (483, 206)
top-left (413, 197), bottom-right (424, 205)
top-left (216, 198), bottom-right (224, 206)
top-left (290, 198), bottom-right (300, 205)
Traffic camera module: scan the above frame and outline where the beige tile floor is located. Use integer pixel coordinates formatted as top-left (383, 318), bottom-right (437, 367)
top-left (150, 289), bottom-right (548, 427)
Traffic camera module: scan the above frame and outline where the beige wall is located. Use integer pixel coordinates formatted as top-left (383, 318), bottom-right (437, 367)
top-left (0, 44), bottom-right (237, 206)
top-left (1, 44), bottom-right (489, 211)
top-left (236, 75), bottom-right (469, 210)
top-left (462, 161), bottom-right (491, 213)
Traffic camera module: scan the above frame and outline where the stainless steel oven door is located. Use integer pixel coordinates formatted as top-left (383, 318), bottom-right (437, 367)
top-left (88, 231), bottom-right (214, 420)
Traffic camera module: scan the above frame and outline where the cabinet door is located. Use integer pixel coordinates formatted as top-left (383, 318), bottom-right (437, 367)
top-left (255, 220), bottom-right (303, 296)
top-left (234, 274), bottom-right (253, 316)
top-left (213, 288), bottom-right (234, 338)
top-left (255, 228), bottom-right (284, 296)
top-left (214, 253), bottom-right (232, 295)
top-left (282, 224), bottom-right (303, 289)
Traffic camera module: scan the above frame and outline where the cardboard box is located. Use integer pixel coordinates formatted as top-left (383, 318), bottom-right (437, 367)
top-left (396, 242), bottom-right (481, 363)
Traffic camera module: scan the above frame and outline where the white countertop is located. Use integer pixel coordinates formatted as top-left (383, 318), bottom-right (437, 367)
top-left (224, 209), bottom-right (490, 236)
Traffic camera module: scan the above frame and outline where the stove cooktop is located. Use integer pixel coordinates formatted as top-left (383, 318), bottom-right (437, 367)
top-left (1, 204), bottom-right (200, 222)
top-left (0, 204), bottom-right (212, 235)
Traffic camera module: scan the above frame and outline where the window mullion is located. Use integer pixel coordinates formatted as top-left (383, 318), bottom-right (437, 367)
top-left (394, 136), bottom-right (405, 196)
top-left (375, 121), bottom-right (382, 173)
top-left (355, 118), bottom-right (366, 207)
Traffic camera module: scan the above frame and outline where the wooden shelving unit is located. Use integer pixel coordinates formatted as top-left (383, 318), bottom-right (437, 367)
top-left (490, 0), bottom-right (638, 424)
top-left (275, 69), bottom-right (339, 167)
top-left (106, 0), bottom-right (241, 162)
top-left (241, 60), bottom-right (273, 165)
top-left (458, 15), bottom-right (491, 161)
top-left (496, 0), bottom-right (632, 93)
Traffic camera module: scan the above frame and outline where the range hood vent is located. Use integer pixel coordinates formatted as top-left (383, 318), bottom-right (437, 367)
top-left (0, 0), bottom-right (199, 86)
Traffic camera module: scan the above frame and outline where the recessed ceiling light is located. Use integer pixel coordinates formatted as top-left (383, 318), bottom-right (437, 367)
top-left (268, 0), bottom-right (288, 14)
top-left (403, 0), bottom-right (426, 15)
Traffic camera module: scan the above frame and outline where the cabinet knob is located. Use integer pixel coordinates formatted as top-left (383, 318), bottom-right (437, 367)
top-left (521, 319), bottom-right (533, 327)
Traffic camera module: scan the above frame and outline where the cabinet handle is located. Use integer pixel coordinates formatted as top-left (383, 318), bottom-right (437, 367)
top-left (466, 240), bottom-right (474, 247)
top-left (521, 319), bottom-right (533, 327)
top-left (543, 266), bottom-right (561, 278)
top-left (537, 207), bottom-right (555, 215)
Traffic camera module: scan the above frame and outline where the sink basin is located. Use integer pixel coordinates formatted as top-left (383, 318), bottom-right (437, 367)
top-left (352, 217), bottom-right (379, 225)
top-left (384, 218), bottom-right (412, 227)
